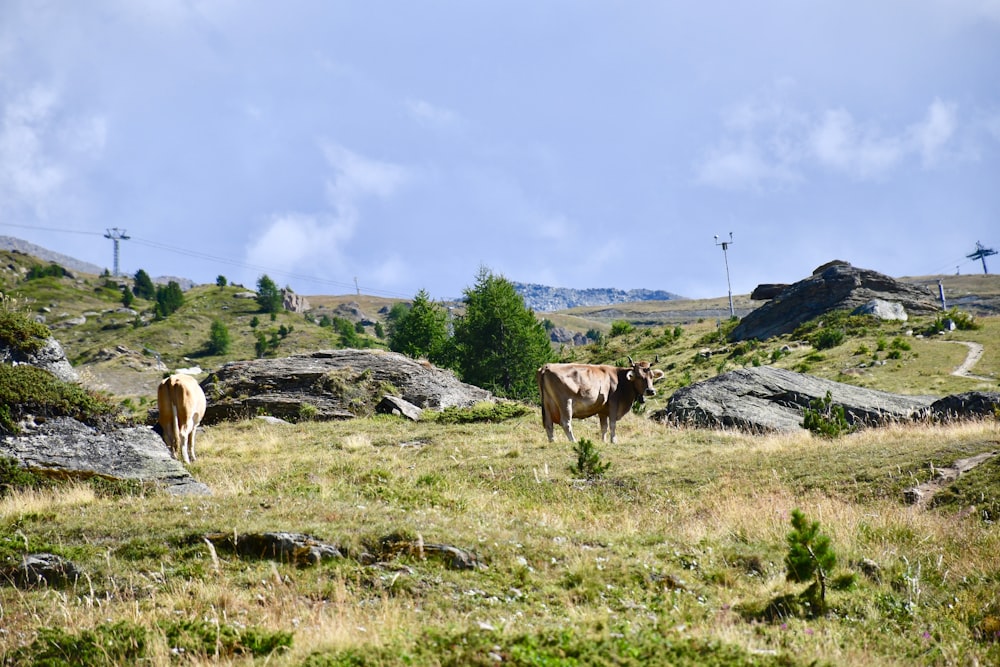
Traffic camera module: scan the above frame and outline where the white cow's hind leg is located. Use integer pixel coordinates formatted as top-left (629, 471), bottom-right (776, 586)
top-left (560, 399), bottom-right (575, 442)
top-left (599, 415), bottom-right (609, 442)
top-left (186, 423), bottom-right (197, 463)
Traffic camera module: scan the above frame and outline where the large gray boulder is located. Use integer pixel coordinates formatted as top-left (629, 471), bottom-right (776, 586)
top-left (654, 366), bottom-right (936, 433)
top-left (199, 349), bottom-right (493, 425)
top-left (730, 262), bottom-right (939, 342)
top-left (0, 417), bottom-right (210, 495)
top-left (1, 335), bottom-right (78, 383)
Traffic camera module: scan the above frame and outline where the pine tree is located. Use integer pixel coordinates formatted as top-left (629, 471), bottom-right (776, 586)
top-left (132, 269), bottom-right (155, 300)
top-left (388, 289), bottom-right (449, 363)
top-left (255, 274), bottom-right (283, 314)
top-left (207, 319), bottom-right (231, 355)
top-left (154, 281), bottom-right (184, 319)
top-left (452, 267), bottom-right (553, 399)
top-left (785, 508), bottom-right (837, 613)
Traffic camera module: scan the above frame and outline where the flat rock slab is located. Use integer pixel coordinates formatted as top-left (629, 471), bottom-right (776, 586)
top-left (199, 349), bottom-right (493, 425)
top-left (655, 366), bottom-right (936, 433)
top-left (0, 417), bottom-right (210, 495)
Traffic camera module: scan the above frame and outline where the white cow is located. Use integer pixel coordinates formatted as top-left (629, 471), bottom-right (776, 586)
top-left (154, 374), bottom-right (207, 464)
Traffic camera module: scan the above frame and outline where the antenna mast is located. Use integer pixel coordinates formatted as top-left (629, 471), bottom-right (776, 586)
top-left (103, 227), bottom-right (130, 277)
top-left (714, 232), bottom-right (735, 318)
top-left (966, 241), bottom-right (997, 275)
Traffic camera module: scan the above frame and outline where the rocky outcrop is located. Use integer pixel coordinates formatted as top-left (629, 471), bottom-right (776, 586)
top-left (654, 366), bottom-right (936, 433)
top-left (281, 289), bottom-right (311, 313)
top-left (853, 298), bottom-right (908, 321)
top-left (199, 349), bottom-right (493, 425)
top-left (0, 417), bottom-right (210, 495)
top-left (751, 284), bottom-right (789, 301)
top-left (548, 326), bottom-right (590, 346)
top-left (929, 392), bottom-right (1000, 421)
top-left (730, 263), bottom-right (940, 342)
top-left (1, 336), bottom-right (78, 383)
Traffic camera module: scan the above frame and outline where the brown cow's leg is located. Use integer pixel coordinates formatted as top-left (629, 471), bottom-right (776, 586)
top-left (599, 415), bottom-right (610, 443)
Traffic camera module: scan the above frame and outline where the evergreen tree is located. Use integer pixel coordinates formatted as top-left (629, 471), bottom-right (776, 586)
top-left (388, 289), bottom-right (449, 363)
top-left (451, 267), bottom-right (553, 399)
top-left (121, 286), bottom-right (134, 308)
top-left (216, 275), bottom-right (228, 287)
top-left (154, 281), bottom-right (184, 319)
top-left (132, 269), bottom-right (155, 300)
top-left (207, 319), bottom-right (231, 355)
top-left (255, 274), bottom-right (283, 314)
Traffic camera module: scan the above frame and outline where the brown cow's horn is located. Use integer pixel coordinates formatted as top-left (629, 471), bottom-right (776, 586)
top-left (627, 355), bottom-right (634, 366)
top-left (653, 355), bottom-right (659, 365)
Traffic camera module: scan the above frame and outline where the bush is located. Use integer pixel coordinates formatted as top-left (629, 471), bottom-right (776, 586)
top-left (435, 401), bottom-right (532, 424)
top-left (811, 328), bottom-right (845, 350)
top-left (0, 365), bottom-right (125, 435)
top-left (569, 438), bottom-right (611, 480)
top-left (609, 320), bottom-right (634, 338)
top-left (26, 263), bottom-right (69, 280)
top-left (801, 391), bottom-right (853, 438)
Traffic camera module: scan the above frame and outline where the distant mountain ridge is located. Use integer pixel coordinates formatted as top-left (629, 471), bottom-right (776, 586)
top-left (0, 236), bottom-right (194, 289)
top-left (0, 236), bottom-right (106, 276)
top-left (513, 282), bottom-right (686, 312)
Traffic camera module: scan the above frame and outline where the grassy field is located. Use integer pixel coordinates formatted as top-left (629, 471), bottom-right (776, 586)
top-left (2, 414), bottom-right (999, 665)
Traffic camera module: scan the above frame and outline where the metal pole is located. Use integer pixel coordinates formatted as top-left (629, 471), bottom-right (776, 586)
top-left (938, 279), bottom-right (947, 310)
top-left (715, 233), bottom-right (735, 318)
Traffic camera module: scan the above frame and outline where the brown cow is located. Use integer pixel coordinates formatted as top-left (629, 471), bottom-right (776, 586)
top-left (537, 356), bottom-right (664, 444)
top-left (154, 374), bottom-right (206, 464)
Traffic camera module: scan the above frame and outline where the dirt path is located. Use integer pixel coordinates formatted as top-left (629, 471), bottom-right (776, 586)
top-left (908, 449), bottom-right (999, 509)
top-left (950, 341), bottom-right (994, 382)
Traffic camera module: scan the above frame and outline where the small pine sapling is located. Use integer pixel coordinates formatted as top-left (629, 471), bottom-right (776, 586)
top-left (569, 438), bottom-right (611, 480)
top-left (801, 390), bottom-right (852, 438)
top-left (785, 508), bottom-right (837, 614)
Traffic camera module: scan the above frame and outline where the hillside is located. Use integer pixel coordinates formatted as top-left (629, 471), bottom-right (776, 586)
top-left (2, 244), bottom-right (998, 406)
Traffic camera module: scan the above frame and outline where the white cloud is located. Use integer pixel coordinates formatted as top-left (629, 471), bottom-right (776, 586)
top-left (321, 142), bottom-right (410, 212)
top-left (908, 98), bottom-right (957, 167)
top-left (0, 84), bottom-right (106, 218)
top-left (809, 108), bottom-right (904, 178)
top-left (405, 98), bottom-right (463, 129)
top-left (697, 97), bottom-right (961, 189)
top-left (246, 144), bottom-right (411, 282)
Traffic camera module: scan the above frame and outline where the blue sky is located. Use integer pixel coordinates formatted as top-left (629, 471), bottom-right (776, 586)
top-left (1, 1), bottom-right (998, 300)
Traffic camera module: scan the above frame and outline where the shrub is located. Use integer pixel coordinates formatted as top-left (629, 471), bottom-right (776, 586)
top-left (609, 320), bottom-right (634, 338)
top-left (811, 328), bottom-right (845, 350)
top-left (435, 401), bottom-right (532, 424)
top-left (801, 391), bottom-right (853, 438)
top-left (569, 438), bottom-right (611, 480)
top-left (0, 365), bottom-right (125, 435)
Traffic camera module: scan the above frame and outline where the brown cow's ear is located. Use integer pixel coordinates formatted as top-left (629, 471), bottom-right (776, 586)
top-left (652, 369), bottom-right (665, 380)
top-left (626, 370), bottom-right (635, 381)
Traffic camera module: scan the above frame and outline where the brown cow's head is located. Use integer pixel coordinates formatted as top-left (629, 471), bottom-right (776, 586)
top-left (626, 355), bottom-right (665, 403)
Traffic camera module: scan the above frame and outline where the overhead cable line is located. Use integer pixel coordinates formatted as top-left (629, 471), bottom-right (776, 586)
top-left (0, 222), bottom-right (414, 299)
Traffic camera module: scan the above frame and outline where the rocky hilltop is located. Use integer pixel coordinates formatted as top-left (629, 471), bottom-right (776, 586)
top-left (513, 282), bottom-right (685, 312)
top-left (730, 261), bottom-right (941, 342)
